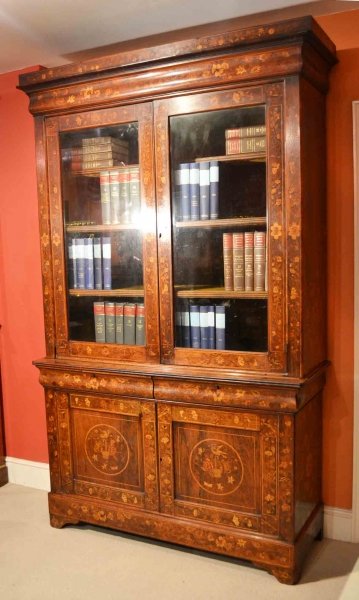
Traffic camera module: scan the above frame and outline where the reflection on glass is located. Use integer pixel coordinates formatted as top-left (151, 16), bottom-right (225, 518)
top-left (170, 106), bottom-right (268, 352)
top-left (60, 122), bottom-right (145, 346)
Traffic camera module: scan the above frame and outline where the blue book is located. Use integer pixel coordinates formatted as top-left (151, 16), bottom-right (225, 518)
top-left (215, 305), bottom-right (225, 350)
top-left (175, 308), bottom-right (182, 347)
top-left (75, 238), bottom-right (85, 289)
top-left (67, 239), bottom-right (76, 289)
top-left (181, 304), bottom-right (191, 347)
top-left (179, 163), bottom-right (190, 221)
top-left (84, 237), bottom-right (94, 290)
top-left (209, 161), bottom-right (219, 219)
top-left (189, 162), bottom-right (200, 220)
top-left (189, 305), bottom-right (200, 349)
top-left (93, 237), bottom-right (103, 290)
top-left (208, 305), bottom-right (215, 349)
top-left (199, 306), bottom-right (209, 349)
top-left (199, 161), bottom-right (210, 220)
top-left (102, 236), bottom-right (112, 290)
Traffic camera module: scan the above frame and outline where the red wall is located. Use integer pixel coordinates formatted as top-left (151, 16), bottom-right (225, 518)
top-left (0, 67), bottom-right (47, 462)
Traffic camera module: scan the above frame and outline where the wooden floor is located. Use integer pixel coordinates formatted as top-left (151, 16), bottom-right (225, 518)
top-left (0, 483), bottom-right (358, 600)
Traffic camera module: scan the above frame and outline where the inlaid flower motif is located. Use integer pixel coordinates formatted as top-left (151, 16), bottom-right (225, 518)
top-left (211, 62), bottom-right (229, 77)
top-left (290, 287), bottom-right (298, 300)
top-left (52, 233), bottom-right (61, 246)
top-left (41, 232), bottom-right (49, 247)
top-left (236, 65), bottom-right (247, 75)
top-left (67, 95), bottom-right (76, 104)
top-left (288, 223), bottom-right (300, 240)
top-left (271, 223), bottom-right (282, 239)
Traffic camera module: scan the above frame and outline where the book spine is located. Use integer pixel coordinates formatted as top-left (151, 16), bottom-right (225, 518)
top-left (75, 238), bottom-right (85, 289)
top-left (72, 239), bottom-right (78, 288)
top-left (110, 170), bottom-right (121, 224)
top-left (93, 302), bottom-right (106, 343)
top-left (100, 171), bottom-right (111, 225)
top-left (189, 162), bottom-right (200, 220)
top-left (105, 302), bottom-right (116, 344)
top-left (67, 240), bottom-right (75, 289)
top-left (181, 305), bottom-right (191, 347)
top-left (102, 237), bottom-right (112, 290)
top-left (83, 159), bottom-right (123, 169)
top-left (225, 136), bottom-right (266, 155)
top-left (223, 233), bottom-right (234, 291)
top-left (129, 166), bottom-right (141, 223)
top-left (199, 162), bottom-right (210, 220)
top-left (209, 160), bottom-right (219, 219)
top-left (84, 237), bottom-right (94, 290)
top-left (174, 167), bottom-right (182, 221)
top-left (135, 303), bottom-right (146, 346)
top-left (254, 231), bottom-right (266, 292)
top-left (124, 303), bottom-right (136, 345)
top-left (82, 137), bottom-right (129, 150)
top-left (175, 308), bottom-right (182, 347)
top-left (215, 305), bottom-right (225, 350)
top-left (119, 168), bottom-right (131, 224)
top-left (93, 237), bottom-right (103, 290)
top-left (199, 306), bottom-right (209, 349)
top-left (233, 232), bottom-right (245, 291)
top-left (115, 303), bottom-right (124, 344)
top-left (189, 305), bottom-right (200, 349)
top-left (179, 163), bottom-right (190, 221)
top-left (225, 125), bottom-right (266, 138)
top-left (207, 305), bottom-right (215, 349)
top-left (244, 231), bottom-right (254, 291)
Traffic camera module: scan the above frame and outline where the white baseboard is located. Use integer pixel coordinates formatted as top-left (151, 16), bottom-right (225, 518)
top-left (324, 506), bottom-right (353, 542)
top-left (4, 458), bottom-right (354, 542)
top-left (6, 457), bottom-right (50, 492)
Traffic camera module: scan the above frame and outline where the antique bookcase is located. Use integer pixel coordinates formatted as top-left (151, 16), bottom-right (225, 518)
top-left (20, 16), bottom-right (336, 583)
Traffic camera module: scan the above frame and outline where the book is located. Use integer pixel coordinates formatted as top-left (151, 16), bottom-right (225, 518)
top-left (82, 158), bottom-right (125, 169)
top-left (207, 305), bottom-right (215, 349)
top-left (75, 238), bottom-right (85, 289)
top-left (93, 302), bottom-right (106, 343)
top-left (179, 163), bottom-right (190, 221)
top-left (215, 305), bottom-right (225, 350)
top-left (175, 308), bottom-right (182, 347)
top-left (189, 162), bottom-right (200, 220)
top-left (181, 304), bottom-right (191, 347)
top-left (209, 160), bottom-right (219, 219)
top-left (135, 303), bottom-right (146, 346)
top-left (124, 303), bottom-right (136, 345)
top-left (244, 231), bottom-right (254, 291)
top-left (129, 166), bottom-right (141, 222)
top-left (119, 168), bottom-right (131, 224)
top-left (100, 171), bottom-right (111, 225)
top-left (173, 167), bottom-right (182, 221)
top-left (67, 240), bottom-right (76, 289)
top-left (199, 306), bottom-right (209, 349)
top-left (225, 125), bottom-right (266, 139)
top-left (84, 237), bottom-right (94, 290)
top-left (102, 237), bottom-right (112, 290)
top-left (115, 303), bottom-right (124, 344)
top-left (82, 136), bottom-right (128, 147)
top-left (110, 170), bottom-right (121, 224)
top-left (105, 302), bottom-right (116, 344)
top-left (74, 149), bottom-right (126, 161)
top-left (199, 161), bottom-right (210, 220)
top-left (93, 237), bottom-right (103, 290)
top-left (233, 232), bottom-right (245, 291)
top-left (254, 231), bottom-right (266, 292)
top-left (189, 305), bottom-right (200, 349)
top-left (226, 136), bottom-right (266, 155)
top-left (223, 233), bottom-right (234, 291)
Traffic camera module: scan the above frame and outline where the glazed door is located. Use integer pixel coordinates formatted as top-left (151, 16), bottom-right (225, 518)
top-left (45, 103), bottom-right (159, 362)
top-left (154, 83), bottom-right (286, 373)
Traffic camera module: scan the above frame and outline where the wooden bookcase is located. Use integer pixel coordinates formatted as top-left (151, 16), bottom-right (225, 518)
top-left (19, 16), bottom-right (336, 583)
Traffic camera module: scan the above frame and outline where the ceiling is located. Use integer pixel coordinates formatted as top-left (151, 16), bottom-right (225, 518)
top-left (0, 0), bottom-right (358, 74)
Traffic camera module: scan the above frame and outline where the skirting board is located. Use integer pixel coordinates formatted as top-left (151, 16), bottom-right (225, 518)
top-left (5, 456), bottom-right (354, 542)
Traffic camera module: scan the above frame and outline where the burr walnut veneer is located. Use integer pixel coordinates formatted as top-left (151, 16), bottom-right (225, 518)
top-left (20, 16), bottom-right (336, 583)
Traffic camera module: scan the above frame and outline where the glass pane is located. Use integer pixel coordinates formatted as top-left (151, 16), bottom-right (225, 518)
top-left (60, 122), bottom-right (145, 346)
top-left (170, 106), bottom-right (267, 352)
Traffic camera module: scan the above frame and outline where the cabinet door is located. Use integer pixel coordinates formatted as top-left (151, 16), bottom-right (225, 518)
top-left (46, 390), bottom-right (158, 511)
top-left (155, 83), bottom-right (286, 372)
top-left (158, 403), bottom-right (283, 538)
top-left (45, 103), bottom-right (159, 362)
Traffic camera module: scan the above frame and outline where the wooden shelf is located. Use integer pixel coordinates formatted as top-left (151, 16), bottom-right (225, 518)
top-left (69, 287), bottom-right (144, 297)
top-left (194, 152), bottom-right (266, 163)
top-left (66, 223), bottom-right (141, 233)
top-left (175, 217), bottom-right (266, 229)
top-left (176, 287), bottom-right (267, 299)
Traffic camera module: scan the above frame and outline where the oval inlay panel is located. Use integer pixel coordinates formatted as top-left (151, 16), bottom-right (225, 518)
top-left (189, 438), bottom-right (243, 496)
top-left (85, 425), bottom-right (129, 476)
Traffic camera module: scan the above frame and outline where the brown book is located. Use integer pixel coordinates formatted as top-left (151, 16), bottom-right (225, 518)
top-left (233, 232), bottom-right (244, 291)
top-left (254, 231), bottom-right (266, 292)
top-left (225, 136), bottom-right (266, 155)
top-left (223, 233), bottom-right (233, 291)
top-left (225, 125), bottom-right (266, 139)
top-left (244, 231), bottom-right (254, 291)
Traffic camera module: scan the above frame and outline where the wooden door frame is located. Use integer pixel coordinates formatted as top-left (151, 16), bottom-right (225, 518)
top-left (352, 100), bottom-right (359, 542)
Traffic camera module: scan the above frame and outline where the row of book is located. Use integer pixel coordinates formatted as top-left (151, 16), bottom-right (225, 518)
top-left (176, 161), bottom-right (219, 221)
top-left (176, 304), bottom-right (225, 350)
top-left (100, 166), bottom-right (140, 225)
top-left (225, 125), bottom-right (266, 156)
top-left (94, 302), bottom-right (145, 345)
top-left (68, 237), bottom-right (111, 290)
top-left (71, 136), bottom-right (129, 170)
top-left (223, 231), bottom-right (266, 292)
